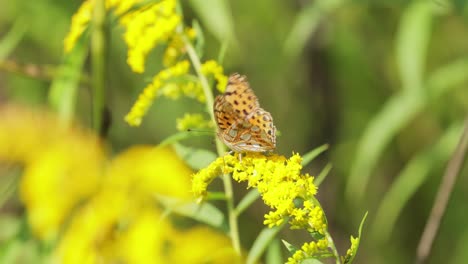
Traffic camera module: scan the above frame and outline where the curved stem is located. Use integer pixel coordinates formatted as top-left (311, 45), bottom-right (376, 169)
top-left (325, 230), bottom-right (342, 264)
top-left (183, 36), bottom-right (241, 256)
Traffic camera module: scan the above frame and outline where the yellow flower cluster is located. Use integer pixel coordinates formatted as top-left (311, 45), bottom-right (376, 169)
top-left (192, 152), bottom-right (326, 233)
top-left (163, 27), bottom-right (196, 67)
top-left (176, 113), bottom-right (212, 131)
top-left (161, 79), bottom-right (205, 103)
top-left (121, 0), bottom-right (181, 73)
top-left (64, 1), bottom-right (93, 53)
top-left (342, 236), bottom-right (360, 263)
top-left (286, 238), bottom-right (329, 264)
top-left (64, 0), bottom-right (142, 53)
top-left (0, 105), bottom-right (104, 240)
top-left (201, 60), bottom-right (228, 93)
top-left (1, 105), bottom-right (241, 263)
top-left (124, 60), bottom-right (190, 126)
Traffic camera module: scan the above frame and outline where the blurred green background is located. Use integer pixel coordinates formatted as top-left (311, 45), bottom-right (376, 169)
top-left (1, 0), bottom-right (468, 263)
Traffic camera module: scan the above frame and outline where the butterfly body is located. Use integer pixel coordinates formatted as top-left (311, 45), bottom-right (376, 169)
top-left (214, 73), bottom-right (276, 152)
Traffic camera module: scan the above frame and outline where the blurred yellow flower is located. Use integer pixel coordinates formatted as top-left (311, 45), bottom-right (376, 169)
top-left (201, 60), bottom-right (228, 93)
top-left (176, 113), bottom-right (212, 131)
top-left (0, 105), bottom-right (104, 240)
top-left (0, 105), bottom-right (239, 263)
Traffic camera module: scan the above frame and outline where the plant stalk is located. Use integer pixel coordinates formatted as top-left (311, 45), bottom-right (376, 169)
top-left (183, 36), bottom-right (242, 256)
top-left (91, 0), bottom-right (107, 134)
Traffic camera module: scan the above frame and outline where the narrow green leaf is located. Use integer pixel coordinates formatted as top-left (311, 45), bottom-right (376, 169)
top-left (155, 195), bottom-right (225, 229)
top-left (234, 189), bottom-right (260, 216)
top-left (173, 143), bottom-right (217, 170)
top-left (396, 1), bottom-right (433, 91)
top-left (188, 0), bottom-right (236, 45)
top-left (282, 239), bottom-right (299, 254)
top-left (205, 191), bottom-right (227, 201)
top-left (0, 214), bottom-right (21, 241)
top-left (247, 225), bottom-right (285, 264)
top-left (266, 239), bottom-right (283, 264)
top-left (301, 144), bottom-right (329, 167)
top-left (48, 40), bottom-right (88, 124)
top-left (343, 211), bottom-right (368, 264)
top-left (346, 59), bottom-right (468, 205)
top-left (372, 124), bottom-right (463, 243)
top-left (314, 163), bottom-right (332, 187)
top-left (192, 20), bottom-right (205, 59)
top-left (158, 130), bottom-right (211, 148)
top-left (301, 259), bottom-right (325, 264)
top-left (0, 18), bottom-right (27, 60)
top-left (283, 0), bottom-right (343, 60)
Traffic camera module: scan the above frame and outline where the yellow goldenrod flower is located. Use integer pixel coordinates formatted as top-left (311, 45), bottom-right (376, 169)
top-left (176, 113), bottom-right (212, 131)
top-left (121, 0), bottom-right (181, 73)
top-left (125, 60), bottom-right (190, 126)
top-left (342, 235), bottom-right (360, 263)
top-left (201, 60), bottom-right (228, 93)
top-left (167, 227), bottom-right (244, 263)
top-left (64, 0), bottom-right (93, 53)
top-left (285, 238), bottom-right (329, 264)
top-left (192, 152), bottom-right (326, 233)
top-left (64, 0), bottom-right (143, 53)
top-left (0, 105), bottom-right (104, 240)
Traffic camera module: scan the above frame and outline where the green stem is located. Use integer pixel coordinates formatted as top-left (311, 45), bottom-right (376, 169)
top-left (91, 0), bottom-right (107, 134)
top-left (183, 36), bottom-right (242, 256)
top-left (325, 230), bottom-right (341, 264)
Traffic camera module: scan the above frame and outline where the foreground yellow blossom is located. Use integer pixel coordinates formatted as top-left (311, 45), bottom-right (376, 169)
top-left (0, 105), bottom-right (241, 263)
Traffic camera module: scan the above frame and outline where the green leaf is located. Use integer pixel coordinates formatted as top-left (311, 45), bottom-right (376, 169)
top-left (0, 214), bottom-right (21, 241)
top-left (205, 192), bottom-right (227, 201)
top-left (48, 39), bottom-right (88, 124)
top-left (371, 123), bottom-right (463, 243)
top-left (281, 239), bottom-right (299, 254)
top-left (283, 0), bottom-right (343, 60)
top-left (192, 20), bottom-right (205, 59)
top-left (266, 239), bottom-right (283, 264)
top-left (247, 225), bottom-right (285, 264)
top-left (343, 211), bottom-right (368, 264)
top-left (0, 18), bottom-right (27, 60)
top-left (158, 130), bottom-right (211, 148)
top-left (301, 259), bottom-right (324, 264)
top-left (314, 163), bottom-right (332, 187)
top-left (301, 144), bottom-right (329, 167)
top-left (234, 189), bottom-right (260, 216)
top-left (396, 1), bottom-right (433, 92)
top-left (346, 59), bottom-right (468, 205)
top-left (188, 0), bottom-right (236, 46)
top-left (173, 143), bottom-right (217, 170)
top-left (155, 195), bottom-right (225, 230)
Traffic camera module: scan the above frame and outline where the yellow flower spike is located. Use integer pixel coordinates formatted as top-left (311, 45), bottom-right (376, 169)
top-left (64, 0), bottom-right (93, 53)
top-left (121, 0), bottom-right (181, 73)
top-left (176, 113), bottom-right (212, 131)
top-left (201, 60), bottom-right (228, 92)
top-left (125, 60), bottom-right (190, 126)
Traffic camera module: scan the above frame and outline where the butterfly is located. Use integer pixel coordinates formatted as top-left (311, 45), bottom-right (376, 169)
top-left (213, 73), bottom-right (276, 152)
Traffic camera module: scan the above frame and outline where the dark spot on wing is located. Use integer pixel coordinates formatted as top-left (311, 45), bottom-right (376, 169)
top-left (234, 100), bottom-right (239, 105)
top-left (243, 109), bottom-right (248, 115)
